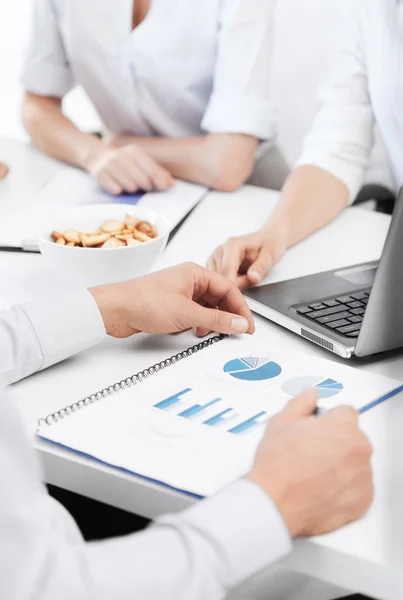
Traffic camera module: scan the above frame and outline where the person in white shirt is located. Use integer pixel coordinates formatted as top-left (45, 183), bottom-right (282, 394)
top-left (208, 0), bottom-right (399, 289)
top-left (21, 0), bottom-right (289, 196)
top-left (0, 262), bottom-right (372, 600)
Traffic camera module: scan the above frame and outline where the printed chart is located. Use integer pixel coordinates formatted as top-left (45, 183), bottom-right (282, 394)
top-left (153, 387), bottom-right (268, 436)
top-left (282, 376), bottom-right (344, 400)
top-left (223, 357), bottom-right (282, 382)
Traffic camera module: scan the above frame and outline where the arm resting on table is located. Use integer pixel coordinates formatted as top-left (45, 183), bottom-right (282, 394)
top-left (0, 290), bottom-right (105, 384)
top-left (110, 134), bottom-right (259, 192)
top-left (0, 384), bottom-right (291, 600)
top-left (22, 93), bottom-right (104, 169)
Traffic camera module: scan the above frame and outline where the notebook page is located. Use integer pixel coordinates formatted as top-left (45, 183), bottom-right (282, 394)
top-left (38, 336), bottom-right (401, 497)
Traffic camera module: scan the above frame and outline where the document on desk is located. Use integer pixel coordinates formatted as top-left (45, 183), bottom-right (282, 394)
top-left (0, 168), bottom-right (207, 251)
top-left (157, 185), bottom-right (391, 283)
top-left (37, 335), bottom-right (402, 498)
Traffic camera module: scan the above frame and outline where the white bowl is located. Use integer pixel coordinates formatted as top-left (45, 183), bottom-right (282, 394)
top-left (37, 204), bottom-right (169, 287)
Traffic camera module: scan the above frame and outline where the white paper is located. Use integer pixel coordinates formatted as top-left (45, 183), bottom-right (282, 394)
top-left (38, 335), bottom-right (401, 497)
top-left (157, 186), bottom-right (391, 284)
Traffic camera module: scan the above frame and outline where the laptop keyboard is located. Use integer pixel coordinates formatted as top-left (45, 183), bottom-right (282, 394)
top-left (294, 289), bottom-right (371, 339)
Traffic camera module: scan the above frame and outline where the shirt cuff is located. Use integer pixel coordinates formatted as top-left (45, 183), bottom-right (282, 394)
top-left (17, 290), bottom-right (106, 371)
top-left (22, 60), bottom-right (74, 97)
top-left (296, 106), bottom-right (374, 204)
top-left (164, 479), bottom-right (292, 589)
top-left (296, 150), bottom-right (366, 205)
top-left (202, 91), bottom-right (277, 140)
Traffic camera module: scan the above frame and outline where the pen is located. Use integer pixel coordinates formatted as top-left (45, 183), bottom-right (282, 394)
top-left (0, 239), bottom-right (40, 253)
top-left (312, 383), bottom-right (403, 417)
top-left (358, 383), bottom-right (403, 415)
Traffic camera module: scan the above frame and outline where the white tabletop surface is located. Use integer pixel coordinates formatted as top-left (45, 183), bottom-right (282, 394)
top-left (1, 138), bottom-right (403, 599)
top-left (0, 137), bottom-right (62, 200)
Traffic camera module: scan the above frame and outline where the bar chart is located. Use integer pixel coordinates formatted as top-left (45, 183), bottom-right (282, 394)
top-left (204, 408), bottom-right (239, 428)
top-left (179, 398), bottom-right (221, 419)
top-left (154, 386), bottom-right (269, 437)
top-left (229, 412), bottom-right (268, 435)
top-left (154, 388), bottom-right (192, 411)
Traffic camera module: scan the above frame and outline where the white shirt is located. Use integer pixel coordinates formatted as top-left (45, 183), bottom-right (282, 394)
top-left (22, 0), bottom-right (276, 141)
top-left (0, 291), bottom-right (291, 599)
top-left (297, 0), bottom-right (403, 202)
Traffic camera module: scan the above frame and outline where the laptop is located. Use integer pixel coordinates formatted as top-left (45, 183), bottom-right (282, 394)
top-left (244, 190), bottom-right (403, 359)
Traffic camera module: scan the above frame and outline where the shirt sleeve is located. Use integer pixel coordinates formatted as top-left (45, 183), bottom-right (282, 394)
top-left (0, 290), bottom-right (105, 385)
top-left (0, 383), bottom-right (292, 600)
top-left (296, 1), bottom-right (374, 204)
top-left (22, 0), bottom-right (75, 97)
top-left (201, 0), bottom-right (276, 140)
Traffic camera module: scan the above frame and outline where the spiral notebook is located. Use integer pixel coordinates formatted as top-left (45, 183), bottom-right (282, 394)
top-left (37, 335), bottom-right (402, 498)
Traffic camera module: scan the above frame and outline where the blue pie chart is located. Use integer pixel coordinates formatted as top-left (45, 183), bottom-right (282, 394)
top-left (282, 376), bottom-right (344, 400)
top-left (223, 357), bottom-right (282, 381)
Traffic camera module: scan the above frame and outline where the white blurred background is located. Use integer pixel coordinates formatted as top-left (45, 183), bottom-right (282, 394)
top-left (0, 0), bottom-right (339, 160)
top-left (0, 0), bottom-right (100, 141)
top-left (0, 0), bottom-right (391, 187)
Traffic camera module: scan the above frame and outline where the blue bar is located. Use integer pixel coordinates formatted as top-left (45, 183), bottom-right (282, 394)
top-left (204, 408), bottom-right (234, 427)
top-left (179, 398), bottom-right (221, 419)
top-left (154, 388), bottom-right (192, 411)
top-left (229, 411), bottom-right (267, 435)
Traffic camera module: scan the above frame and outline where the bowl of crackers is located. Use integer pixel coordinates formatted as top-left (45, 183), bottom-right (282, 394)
top-left (37, 204), bottom-right (169, 287)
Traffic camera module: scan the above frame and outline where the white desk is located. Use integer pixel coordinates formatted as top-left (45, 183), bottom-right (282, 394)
top-left (2, 141), bottom-right (403, 599)
top-left (0, 137), bottom-right (62, 200)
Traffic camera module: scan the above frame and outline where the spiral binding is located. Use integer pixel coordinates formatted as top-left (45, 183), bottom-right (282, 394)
top-left (37, 334), bottom-right (225, 430)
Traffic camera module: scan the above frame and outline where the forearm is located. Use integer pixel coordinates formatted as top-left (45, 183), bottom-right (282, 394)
top-left (111, 134), bottom-right (258, 191)
top-left (85, 480), bottom-right (291, 600)
top-left (263, 165), bottom-right (350, 248)
top-left (0, 291), bottom-right (105, 385)
top-left (22, 93), bottom-right (103, 168)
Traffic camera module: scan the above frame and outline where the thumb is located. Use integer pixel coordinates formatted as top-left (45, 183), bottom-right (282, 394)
top-left (186, 301), bottom-right (250, 336)
top-left (278, 388), bottom-right (318, 424)
top-left (247, 245), bottom-right (276, 285)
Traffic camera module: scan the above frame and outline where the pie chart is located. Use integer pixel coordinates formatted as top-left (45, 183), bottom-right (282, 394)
top-left (223, 357), bottom-right (282, 381)
top-left (282, 376), bottom-right (344, 400)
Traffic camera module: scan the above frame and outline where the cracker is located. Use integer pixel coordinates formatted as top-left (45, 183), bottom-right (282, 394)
top-left (124, 214), bottom-right (140, 228)
top-left (101, 237), bottom-right (126, 248)
top-left (133, 229), bottom-right (152, 243)
top-left (100, 220), bottom-right (124, 234)
top-left (127, 237), bottom-right (142, 246)
top-left (135, 221), bottom-right (157, 238)
top-left (80, 233), bottom-right (111, 247)
top-left (63, 229), bottom-right (81, 244)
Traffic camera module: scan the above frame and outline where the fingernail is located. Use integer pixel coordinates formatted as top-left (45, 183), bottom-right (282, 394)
top-left (231, 317), bottom-right (249, 333)
top-left (248, 270), bottom-right (261, 283)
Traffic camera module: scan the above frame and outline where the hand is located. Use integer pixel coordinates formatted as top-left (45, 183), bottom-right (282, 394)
top-left (89, 262), bottom-right (255, 338)
top-left (248, 389), bottom-right (373, 538)
top-left (0, 162), bottom-right (9, 181)
top-left (207, 223), bottom-right (288, 290)
top-left (82, 143), bottom-right (175, 195)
